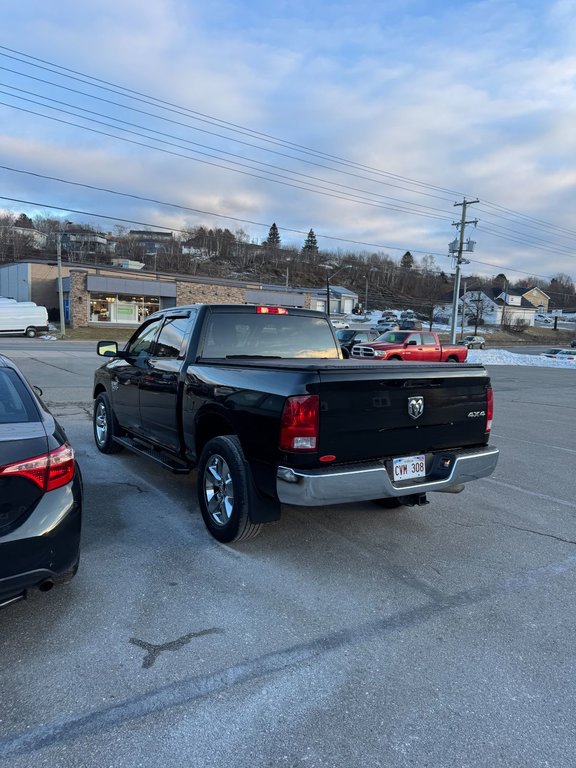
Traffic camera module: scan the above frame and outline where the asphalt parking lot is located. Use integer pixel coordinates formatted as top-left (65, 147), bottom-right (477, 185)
top-left (1, 340), bottom-right (576, 767)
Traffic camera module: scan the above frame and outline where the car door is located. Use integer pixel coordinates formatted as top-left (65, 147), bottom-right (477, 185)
top-left (138, 311), bottom-right (197, 451)
top-left (401, 333), bottom-right (422, 359)
top-left (420, 332), bottom-right (441, 361)
top-left (107, 317), bottom-right (164, 433)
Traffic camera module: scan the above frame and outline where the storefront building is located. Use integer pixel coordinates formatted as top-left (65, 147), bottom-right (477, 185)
top-left (0, 262), bottom-right (358, 328)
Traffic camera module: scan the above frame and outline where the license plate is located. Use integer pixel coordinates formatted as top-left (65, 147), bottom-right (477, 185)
top-left (393, 455), bottom-right (426, 481)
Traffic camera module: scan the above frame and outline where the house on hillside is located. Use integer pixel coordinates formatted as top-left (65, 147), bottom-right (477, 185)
top-left (435, 287), bottom-right (537, 327)
top-left (309, 285), bottom-right (358, 314)
top-left (521, 286), bottom-right (550, 312)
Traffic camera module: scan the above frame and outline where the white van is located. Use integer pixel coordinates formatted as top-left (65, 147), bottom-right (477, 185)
top-left (0, 302), bottom-right (49, 337)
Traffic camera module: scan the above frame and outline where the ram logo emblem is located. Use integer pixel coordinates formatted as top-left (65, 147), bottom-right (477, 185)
top-left (408, 396), bottom-right (424, 420)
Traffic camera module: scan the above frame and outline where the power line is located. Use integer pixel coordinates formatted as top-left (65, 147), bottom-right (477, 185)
top-left (1, 46), bottom-right (575, 274)
top-left (3, 44), bottom-right (574, 249)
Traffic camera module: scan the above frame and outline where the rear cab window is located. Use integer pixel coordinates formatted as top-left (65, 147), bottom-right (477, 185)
top-left (200, 312), bottom-right (340, 359)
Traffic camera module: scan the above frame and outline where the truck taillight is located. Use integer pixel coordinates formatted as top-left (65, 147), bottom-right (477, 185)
top-left (279, 395), bottom-right (319, 451)
top-left (486, 386), bottom-right (493, 433)
top-left (0, 443), bottom-right (75, 492)
top-left (256, 306), bottom-right (288, 314)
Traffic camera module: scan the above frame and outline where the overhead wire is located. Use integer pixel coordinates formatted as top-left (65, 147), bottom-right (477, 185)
top-left (0, 46), bottom-right (575, 269)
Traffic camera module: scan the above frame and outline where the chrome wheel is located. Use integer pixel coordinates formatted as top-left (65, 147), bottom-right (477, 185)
top-left (204, 453), bottom-right (234, 527)
top-left (93, 393), bottom-right (123, 454)
top-left (95, 401), bottom-right (108, 447)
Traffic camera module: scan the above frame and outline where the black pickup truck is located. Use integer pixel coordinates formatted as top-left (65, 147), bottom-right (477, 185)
top-left (93, 304), bottom-right (499, 542)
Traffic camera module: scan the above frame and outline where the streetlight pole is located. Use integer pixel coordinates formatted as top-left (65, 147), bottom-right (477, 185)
top-left (285, 258), bottom-right (290, 289)
top-left (364, 268), bottom-right (376, 314)
top-left (325, 264), bottom-right (351, 316)
top-left (56, 232), bottom-right (65, 339)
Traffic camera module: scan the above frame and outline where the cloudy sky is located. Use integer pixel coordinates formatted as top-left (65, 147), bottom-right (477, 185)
top-left (1, 0), bottom-right (576, 283)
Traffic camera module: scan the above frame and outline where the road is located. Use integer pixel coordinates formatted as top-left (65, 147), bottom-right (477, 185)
top-left (1, 341), bottom-right (576, 767)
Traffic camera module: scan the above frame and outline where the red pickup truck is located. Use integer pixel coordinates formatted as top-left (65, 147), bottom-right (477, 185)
top-left (350, 330), bottom-right (468, 362)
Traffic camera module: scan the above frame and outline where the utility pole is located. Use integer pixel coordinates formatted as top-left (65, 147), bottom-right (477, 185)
top-left (449, 198), bottom-right (479, 343)
top-left (57, 233), bottom-right (66, 339)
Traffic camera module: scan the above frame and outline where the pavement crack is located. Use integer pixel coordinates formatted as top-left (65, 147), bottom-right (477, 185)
top-left (130, 629), bottom-right (224, 669)
top-left (495, 522), bottom-right (576, 546)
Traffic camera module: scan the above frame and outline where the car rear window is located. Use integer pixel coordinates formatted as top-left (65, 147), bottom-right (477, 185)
top-left (0, 369), bottom-right (41, 423)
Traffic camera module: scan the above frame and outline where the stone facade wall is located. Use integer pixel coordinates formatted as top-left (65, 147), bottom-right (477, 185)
top-left (176, 281), bottom-right (245, 306)
top-left (69, 269), bottom-right (90, 328)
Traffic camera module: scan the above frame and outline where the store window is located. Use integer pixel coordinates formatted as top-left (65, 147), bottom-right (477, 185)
top-left (89, 293), bottom-right (160, 323)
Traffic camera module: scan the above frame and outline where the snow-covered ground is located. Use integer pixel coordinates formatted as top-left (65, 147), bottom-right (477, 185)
top-left (466, 349), bottom-right (576, 367)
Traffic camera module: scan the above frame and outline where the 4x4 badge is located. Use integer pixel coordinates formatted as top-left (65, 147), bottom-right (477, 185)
top-left (408, 396), bottom-right (424, 420)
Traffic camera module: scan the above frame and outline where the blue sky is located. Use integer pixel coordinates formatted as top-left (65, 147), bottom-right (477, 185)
top-left (1, 0), bottom-right (576, 283)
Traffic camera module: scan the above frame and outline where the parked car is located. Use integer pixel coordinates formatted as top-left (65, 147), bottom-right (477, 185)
top-left (571, 340), bottom-right (576, 348)
top-left (371, 319), bottom-right (400, 333)
top-left (541, 348), bottom-right (567, 358)
top-left (330, 318), bottom-right (349, 329)
top-left (398, 319), bottom-right (423, 331)
top-left (458, 335), bottom-right (486, 349)
top-left (541, 349), bottom-right (576, 361)
top-left (0, 355), bottom-right (82, 609)
top-left (535, 314), bottom-right (553, 324)
top-left (336, 328), bottom-right (380, 354)
top-left (554, 350), bottom-right (576, 361)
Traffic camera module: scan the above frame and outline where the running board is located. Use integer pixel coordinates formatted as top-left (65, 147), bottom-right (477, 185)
top-left (113, 436), bottom-right (190, 474)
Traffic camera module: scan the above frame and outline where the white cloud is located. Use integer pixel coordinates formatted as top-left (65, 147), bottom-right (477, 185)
top-left (0, 0), bottom-right (575, 284)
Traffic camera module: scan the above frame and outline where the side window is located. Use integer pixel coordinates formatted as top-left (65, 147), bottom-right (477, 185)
top-left (153, 315), bottom-right (194, 359)
top-left (422, 333), bottom-right (436, 345)
top-left (127, 318), bottom-right (163, 357)
top-left (408, 333), bottom-right (422, 345)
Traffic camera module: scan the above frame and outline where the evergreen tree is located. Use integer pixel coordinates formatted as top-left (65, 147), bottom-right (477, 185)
top-left (301, 228), bottom-right (318, 256)
top-left (264, 222), bottom-right (281, 248)
top-left (400, 250), bottom-right (414, 270)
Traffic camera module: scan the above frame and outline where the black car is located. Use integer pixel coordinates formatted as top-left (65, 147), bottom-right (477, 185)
top-left (336, 328), bottom-right (380, 354)
top-left (0, 355), bottom-right (82, 608)
top-left (571, 340), bottom-right (576, 348)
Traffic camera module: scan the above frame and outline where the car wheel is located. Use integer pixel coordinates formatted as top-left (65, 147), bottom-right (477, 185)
top-left (25, 327), bottom-right (37, 338)
top-left (480, 343), bottom-right (485, 349)
top-left (93, 393), bottom-right (123, 454)
top-left (197, 435), bottom-right (262, 543)
top-left (446, 356), bottom-right (459, 362)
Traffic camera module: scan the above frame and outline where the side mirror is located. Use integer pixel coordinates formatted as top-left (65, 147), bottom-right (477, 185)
top-left (97, 340), bottom-right (119, 357)
top-left (405, 339), bottom-right (418, 346)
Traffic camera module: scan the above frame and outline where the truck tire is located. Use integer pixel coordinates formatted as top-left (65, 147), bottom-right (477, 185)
top-left (197, 435), bottom-right (263, 543)
top-left (93, 393), bottom-right (123, 454)
top-left (25, 326), bottom-right (37, 338)
top-left (388, 355), bottom-right (402, 360)
top-left (445, 355), bottom-right (458, 362)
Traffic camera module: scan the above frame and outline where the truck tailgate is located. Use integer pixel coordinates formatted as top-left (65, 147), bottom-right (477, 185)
top-left (314, 363), bottom-right (491, 462)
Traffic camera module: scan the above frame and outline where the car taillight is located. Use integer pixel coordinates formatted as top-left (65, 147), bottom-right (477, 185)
top-left (0, 443), bottom-right (75, 492)
top-left (279, 395), bottom-right (319, 451)
top-left (486, 386), bottom-right (493, 433)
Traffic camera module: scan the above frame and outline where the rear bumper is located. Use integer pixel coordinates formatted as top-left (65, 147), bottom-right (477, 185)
top-left (276, 445), bottom-right (499, 506)
top-left (0, 472), bottom-right (82, 607)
